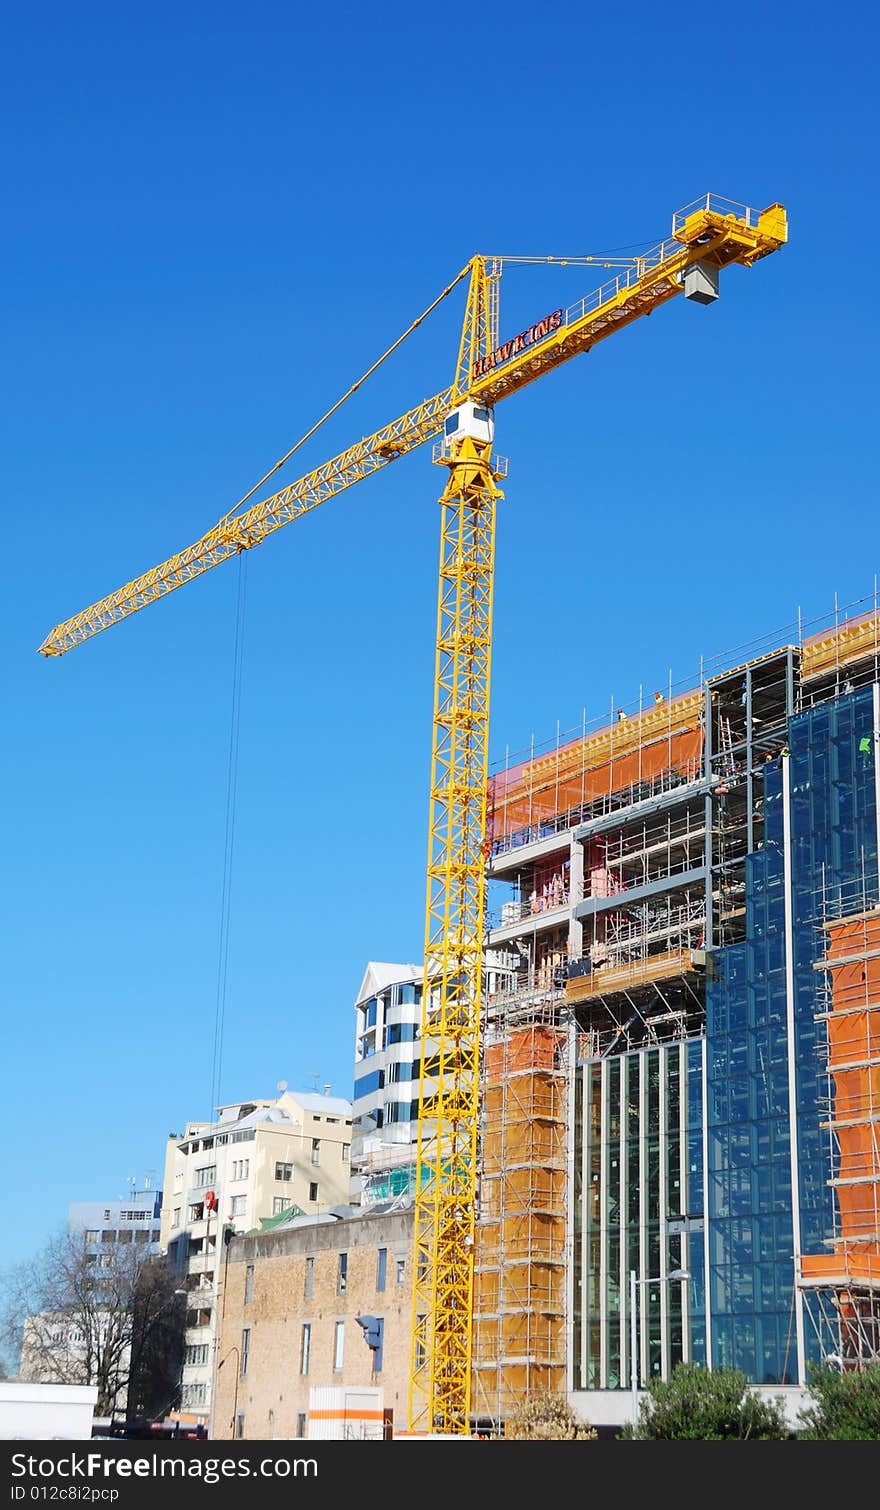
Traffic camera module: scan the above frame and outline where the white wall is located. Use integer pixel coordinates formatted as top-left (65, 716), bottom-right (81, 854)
top-left (0, 1381), bottom-right (98, 1440)
top-left (569, 1383), bottom-right (810, 1433)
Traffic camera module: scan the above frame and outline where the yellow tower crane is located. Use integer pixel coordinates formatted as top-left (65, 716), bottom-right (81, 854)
top-left (39, 193), bottom-right (787, 1435)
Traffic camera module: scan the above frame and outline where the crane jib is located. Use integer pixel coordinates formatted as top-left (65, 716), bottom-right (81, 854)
top-left (471, 307), bottom-right (562, 382)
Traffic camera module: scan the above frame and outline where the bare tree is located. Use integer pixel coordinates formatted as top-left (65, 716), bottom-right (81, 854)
top-left (2, 1228), bottom-right (182, 1418)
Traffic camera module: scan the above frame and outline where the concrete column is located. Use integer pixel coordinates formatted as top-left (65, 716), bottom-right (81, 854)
top-left (569, 837), bottom-right (584, 959)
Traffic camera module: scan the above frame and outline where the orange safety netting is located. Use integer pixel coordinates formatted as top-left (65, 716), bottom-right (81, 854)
top-left (489, 702), bottom-right (703, 843)
top-left (801, 913), bottom-right (880, 1286)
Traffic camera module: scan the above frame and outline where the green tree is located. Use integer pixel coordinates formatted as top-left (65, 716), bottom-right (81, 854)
top-left (505, 1392), bottom-right (597, 1440)
top-left (799, 1362), bottom-right (880, 1440)
top-left (624, 1363), bottom-right (790, 1440)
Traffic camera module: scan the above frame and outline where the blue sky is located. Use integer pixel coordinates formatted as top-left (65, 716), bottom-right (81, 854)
top-left (2, 2), bottom-right (877, 1272)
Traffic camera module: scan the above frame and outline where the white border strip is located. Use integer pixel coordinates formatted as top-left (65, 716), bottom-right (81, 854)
top-left (782, 755), bottom-right (807, 1384)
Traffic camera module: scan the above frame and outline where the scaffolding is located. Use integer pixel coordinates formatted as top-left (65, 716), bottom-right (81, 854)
top-left (801, 903), bottom-right (880, 1366)
top-left (480, 585), bottom-right (880, 1403)
top-left (489, 695), bottom-right (703, 858)
top-left (566, 945), bottom-right (700, 1009)
top-left (489, 586), bottom-right (880, 866)
top-left (472, 1007), bottom-right (569, 1429)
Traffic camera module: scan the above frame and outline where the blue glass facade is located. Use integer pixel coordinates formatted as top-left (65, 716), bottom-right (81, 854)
top-left (705, 688), bottom-right (877, 1383)
top-left (574, 686), bottom-right (879, 1391)
top-left (706, 758), bottom-right (794, 1382)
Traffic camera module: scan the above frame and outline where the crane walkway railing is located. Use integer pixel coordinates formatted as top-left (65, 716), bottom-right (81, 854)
top-left (561, 194), bottom-right (762, 334)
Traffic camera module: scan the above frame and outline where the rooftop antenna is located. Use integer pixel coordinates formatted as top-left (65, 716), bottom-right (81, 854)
top-left (307, 1072), bottom-right (321, 1092)
top-left (277, 1079), bottom-right (288, 1095)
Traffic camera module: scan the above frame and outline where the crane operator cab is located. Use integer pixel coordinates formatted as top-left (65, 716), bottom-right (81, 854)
top-left (441, 400), bottom-right (495, 454)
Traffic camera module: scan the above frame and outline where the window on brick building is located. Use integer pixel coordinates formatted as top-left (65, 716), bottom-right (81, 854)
top-left (240, 1327), bottom-right (250, 1377)
top-left (244, 1265), bottom-right (254, 1305)
top-left (334, 1321), bottom-right (344, 1372)
top-left (376, 1248), bottom-right (387, 1292)
top-left (304, 1256), bottom-right (314, 1299)
top-left (300, 1323), bottom-right (311, 1376)
top-left (309, 1182), bottom-right (318, 1202)
top-left (311, 1139), bottom-right (320, 1165)
top-left (396, 1257), bottom-right (406, 1286)
top-left (372, 1318), bottom-right (385, 1374)
top-left (338, 1252), bottom-right (348, 1295)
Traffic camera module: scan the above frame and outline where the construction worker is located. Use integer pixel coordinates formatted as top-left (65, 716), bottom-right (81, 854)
top-left (653, 689), bottom-right (664, 705)
top-left (617, 708), bottom-right (628, 724)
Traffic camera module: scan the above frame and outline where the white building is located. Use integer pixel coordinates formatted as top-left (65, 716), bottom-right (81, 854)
top-left (160, 1087), bottom-right (352, 1427)
top-left (351, 955), bottom-right (513, 1206)
top-left (351, 962), bottom-right (424, 1206)
top-left (19, 1312), bottom-right (130, 1419)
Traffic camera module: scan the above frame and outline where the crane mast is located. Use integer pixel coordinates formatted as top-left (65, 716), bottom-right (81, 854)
top-left (38, 194), bottom-right (788, 1437)
top-left (409, 258), bottom-right (504, 1431)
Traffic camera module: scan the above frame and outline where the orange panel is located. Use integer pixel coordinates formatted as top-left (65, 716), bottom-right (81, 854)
top-left (803, 914), bottom-right (880, 1287)
top-left (489, 721), bottom-right (703, 843)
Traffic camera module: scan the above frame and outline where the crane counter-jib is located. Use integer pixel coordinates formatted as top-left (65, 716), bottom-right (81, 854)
top-left (470, 200), bottom-right (787, 407)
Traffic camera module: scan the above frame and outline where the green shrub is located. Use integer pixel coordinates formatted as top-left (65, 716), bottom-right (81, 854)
top-left (623, 1363), bottom-right (789, 1439)
top-left (799, 1362), bottom-right (880, 1439)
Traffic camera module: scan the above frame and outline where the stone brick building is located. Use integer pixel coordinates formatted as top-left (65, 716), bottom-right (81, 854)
top-left (213, 1205), bottom-right (413, 1439)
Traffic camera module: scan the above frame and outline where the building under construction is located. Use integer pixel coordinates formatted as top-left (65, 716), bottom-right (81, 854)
top-left (474, 589), bottom-right (880, 1426)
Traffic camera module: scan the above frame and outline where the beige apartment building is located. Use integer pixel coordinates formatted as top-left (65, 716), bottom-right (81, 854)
top-left (159, 1088), bottom-right (352, 1425)
top-left (213, 1205), bottom-right (413, 1439)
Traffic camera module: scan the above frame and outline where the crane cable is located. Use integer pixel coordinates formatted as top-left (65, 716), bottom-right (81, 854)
top-left (205, 268), bottom-right (474, 1114)
top-left (204, 240), bottom-right (655, 1112)
top-left (209, 548), bottom-right (248, 1119)
top-left (214, 260), bottom-right (474, 531)
top-left (214, 242), bottom-right (656, 536)
top-left (204, 267), bottom-right (474, 1113)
